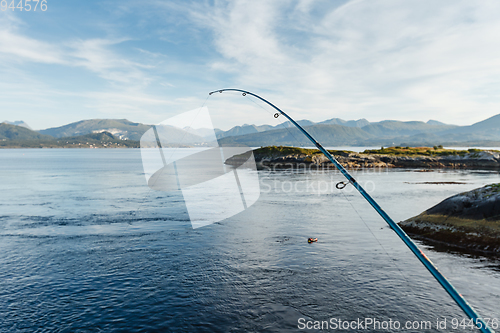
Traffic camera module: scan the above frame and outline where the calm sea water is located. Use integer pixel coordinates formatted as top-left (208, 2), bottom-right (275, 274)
top-left (1, 149), bottom-right (499, 332)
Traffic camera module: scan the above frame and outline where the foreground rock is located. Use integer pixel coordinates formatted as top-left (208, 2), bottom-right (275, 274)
top-left (225, 146), bottom-right (500, 170)
top-left (398, 184), bottom-right (500, 255)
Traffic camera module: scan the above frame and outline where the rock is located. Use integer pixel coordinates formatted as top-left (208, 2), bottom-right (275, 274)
top-left (399, 184), bottom-right (500, 255)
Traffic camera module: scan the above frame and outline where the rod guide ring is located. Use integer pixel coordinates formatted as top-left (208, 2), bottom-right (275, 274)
top-left (336, 181), bottom-right (349, 190)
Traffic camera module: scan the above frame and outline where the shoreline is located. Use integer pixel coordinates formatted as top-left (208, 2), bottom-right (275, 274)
top-left (399, 216), bottom-right (500, 255)
top-left (403, 232), bottom-right (500, 257)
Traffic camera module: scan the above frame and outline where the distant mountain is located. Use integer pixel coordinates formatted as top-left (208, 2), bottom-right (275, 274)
top-left (217, 120), bottom-right (319, 140)
top-left (319, 118), bottom-right (370, 128)
top-left (467, 114), bottom-right (500, 131)
top-left (0, 123), bottom-right (53, 141)
top-left (40, 119), bottom-right (151, 141)
top-left (216, 124), bottom-right (274, 139)
top-left (216, 125), bottom-right (260, 139)
top-left (279, 119), bottom-right (316, 128)
top-left (360, 121), bottom-right (457, 137)
top-left (219, 124), bottom-right (375, 146)
top-left (0, 125), bottom-right (141, 148)
top-left (2, 120), bottom-right (31, 130)
top-left (405, 114), bottom-right (500, 145)
top-left (446, 114), bottom-right (500, 138)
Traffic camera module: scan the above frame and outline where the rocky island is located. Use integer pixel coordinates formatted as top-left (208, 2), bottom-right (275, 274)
top-left (226, 146), bottom-right (500, 170)
top-left (399, 184), bottom-right (500, 255)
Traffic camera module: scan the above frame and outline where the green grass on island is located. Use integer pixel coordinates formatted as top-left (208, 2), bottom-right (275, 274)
top-left (408, 213), bottom-right (500, 234)
top-left (488, 183), bottom-right (500, 193)
top-left (362, 145), bottom-right (494, 156)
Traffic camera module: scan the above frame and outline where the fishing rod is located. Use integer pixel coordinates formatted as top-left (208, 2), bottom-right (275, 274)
top-left (209, 88), bottom-right (494, 333)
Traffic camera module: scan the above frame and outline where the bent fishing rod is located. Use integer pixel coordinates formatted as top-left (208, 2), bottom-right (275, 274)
top-left (209, 88), bottom-right (494, 333)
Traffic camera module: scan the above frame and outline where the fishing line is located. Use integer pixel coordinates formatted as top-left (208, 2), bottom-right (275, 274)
top-left (339, 188), bottom-right (416, 296)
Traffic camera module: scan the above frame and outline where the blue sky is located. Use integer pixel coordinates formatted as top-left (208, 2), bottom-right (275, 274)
top-left (1, 0), bottom-right (500, 130)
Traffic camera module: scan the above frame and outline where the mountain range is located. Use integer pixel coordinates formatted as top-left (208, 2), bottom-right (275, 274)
top-left (2, 114), bottom-right (500, 148)
top-left (217, 116), bottom-right (500, 147)
top-left (38, 119), bottom-right (150, 141)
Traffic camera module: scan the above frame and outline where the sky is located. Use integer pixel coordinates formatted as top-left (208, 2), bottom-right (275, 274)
top-left (1, 0), bottom-right (500, 130)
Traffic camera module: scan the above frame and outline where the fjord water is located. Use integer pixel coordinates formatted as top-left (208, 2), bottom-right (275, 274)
top-left (1, 149), bottom-right (499, 332)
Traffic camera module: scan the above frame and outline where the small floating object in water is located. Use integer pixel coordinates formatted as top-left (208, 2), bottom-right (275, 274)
top-left (308, 238), bottom-right (318, 243)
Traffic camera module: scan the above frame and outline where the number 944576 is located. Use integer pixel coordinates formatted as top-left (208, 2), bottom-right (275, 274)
top-left (1, 0), bottom-right (47, 11)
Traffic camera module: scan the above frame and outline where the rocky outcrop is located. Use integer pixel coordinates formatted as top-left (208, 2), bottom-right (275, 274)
top-left (398, 184), bottom-right (500, 254)
top-left (228, 148), bottom-right (500, 170)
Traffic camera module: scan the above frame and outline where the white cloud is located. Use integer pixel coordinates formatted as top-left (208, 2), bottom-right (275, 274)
top-left (69, 38), bottom-right (155, 86)
top-left (0, 15), bottom-right (156, 87)
top-left (187, 0), bottom-right (500, 125)
top-left (0, 14), bottom-right (66, 64)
